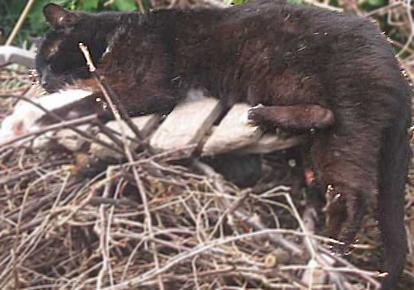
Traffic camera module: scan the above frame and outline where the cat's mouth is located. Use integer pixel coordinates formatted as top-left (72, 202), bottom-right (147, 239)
top-left (41, 78), bottom-right (62, 92)
top-left (38, 64), bottom-right (91, 93)
top-left (41, 74), bottom-right (79, 93)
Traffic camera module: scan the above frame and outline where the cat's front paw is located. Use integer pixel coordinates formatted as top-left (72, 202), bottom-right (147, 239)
top-left (247, 104), bottom-right (265, 126)
top-left (0, 109), bottom-right (38, 143)
top-left (0, 89), bottom-right (93, 145)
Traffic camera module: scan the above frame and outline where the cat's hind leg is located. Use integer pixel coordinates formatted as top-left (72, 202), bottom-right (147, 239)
top-left (247, 104), bottom-right (334, 131)
top-left (310, 130), bottom-right (380, 250)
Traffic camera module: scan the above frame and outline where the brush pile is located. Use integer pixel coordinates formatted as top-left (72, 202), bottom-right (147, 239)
top-left (1, 0), bottom-right (414, 286)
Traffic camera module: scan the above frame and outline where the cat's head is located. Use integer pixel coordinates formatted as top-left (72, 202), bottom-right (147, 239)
top-left (36, 3), bottom-right (118, 92)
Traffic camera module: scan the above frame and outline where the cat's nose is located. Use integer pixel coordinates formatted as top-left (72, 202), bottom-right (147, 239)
top-left (40, 75), bottom-right (48, 87)
top-left (39, 75), bottom-right (58, 92)
top-left (39, 66), bottom-right (54, 88)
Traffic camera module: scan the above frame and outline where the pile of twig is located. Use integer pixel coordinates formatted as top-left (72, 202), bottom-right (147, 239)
top-left (1, 0), bottom-right (413, 288)
top-left (0, 140), bottom-right (384, 290)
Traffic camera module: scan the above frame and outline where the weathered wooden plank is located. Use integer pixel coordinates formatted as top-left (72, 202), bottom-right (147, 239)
top-left (90, 114), bottom-right (160, 159)
top-left (202, 104), bottom-right (263, 156)
top-left (236, 133), bottom-right (305, 154)
top-left (0, 46), bottom-right (35, 68)
top-left (129, 114), bottom-right (161, 137)
top-left (150, 97), bottom-right (222, 154)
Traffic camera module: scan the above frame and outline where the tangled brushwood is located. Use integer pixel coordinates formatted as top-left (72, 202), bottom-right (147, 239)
top-left (0, 130), bottom-right (383, 289)
top-left (1, 0), bottom-right (414, 288)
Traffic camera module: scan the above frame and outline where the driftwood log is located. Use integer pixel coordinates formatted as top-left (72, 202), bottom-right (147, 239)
top-left (18, 85), bottom-right (304, 159)
top-left (90, 96), bottom-right (304, 159)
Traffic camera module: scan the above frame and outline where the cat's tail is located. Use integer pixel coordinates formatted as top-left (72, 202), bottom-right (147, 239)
top-left (377, 109), bottom-right (411, 289)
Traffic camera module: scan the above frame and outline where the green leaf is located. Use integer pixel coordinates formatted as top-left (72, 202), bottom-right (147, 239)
top-left (232, 0), bottom-right (248, 4)
top-left (288, 0), bottom-right (303, 4)
top-left (27, 0), bottom-right (52, 31)
top-left (367, 0), bottom-right (385, 7)
top-left (113, 0), bottom-right (137, 11)
top-left (79, 0), bottom-right (99, 11)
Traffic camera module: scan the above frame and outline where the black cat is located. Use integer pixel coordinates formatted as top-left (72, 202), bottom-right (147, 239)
top-left (35, 2), bottom-right (412, 288)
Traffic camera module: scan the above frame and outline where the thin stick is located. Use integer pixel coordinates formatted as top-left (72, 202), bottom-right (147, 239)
top-left (135, 0), bottom-right (146, 13)
top-left (5, 0), bottom-right (36, 45)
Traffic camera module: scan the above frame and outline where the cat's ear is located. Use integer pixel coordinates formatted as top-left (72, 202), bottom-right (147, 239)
top-left (43, 3), bottom-right (79, 28)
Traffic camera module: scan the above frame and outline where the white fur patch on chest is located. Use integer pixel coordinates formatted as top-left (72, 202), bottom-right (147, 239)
top-left (0, 88), bottom-right (92, 143)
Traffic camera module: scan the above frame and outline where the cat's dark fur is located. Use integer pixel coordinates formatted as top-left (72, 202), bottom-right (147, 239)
top-left (35, 2), bottom-right (412, 288)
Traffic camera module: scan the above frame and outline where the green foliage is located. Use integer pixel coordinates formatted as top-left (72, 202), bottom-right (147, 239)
top-left (287, 0), bottom-right (303, 5)
top-left (367, 0), bottom-right (385, 7)
top-left (79, 0), bottom-right (100, 10)
top-left (231, 0), bottom-right (248, 5)
top-left (113, 0), bottom-right (137, 11)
